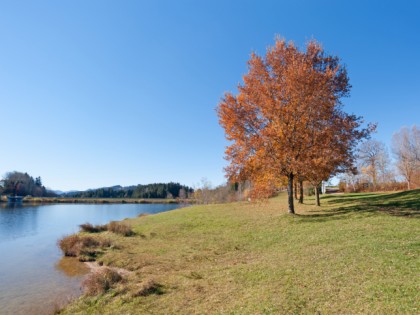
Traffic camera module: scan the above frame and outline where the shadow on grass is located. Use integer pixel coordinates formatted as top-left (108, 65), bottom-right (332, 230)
top-left (298, 189), bottom-right (420, 221)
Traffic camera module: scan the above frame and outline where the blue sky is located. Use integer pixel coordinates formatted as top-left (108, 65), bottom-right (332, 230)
top-left (0, 0), bottom-right (419, 191)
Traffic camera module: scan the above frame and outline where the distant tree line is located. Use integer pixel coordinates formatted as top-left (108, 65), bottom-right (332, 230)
top-left (0, 171), bottom-right (55, 197)
top-left (192, 178), bottom-right (252, 205)
top-left (339, 125), bottom-right (420, 192)
top-left (65, 182), bottom-right (193, 199)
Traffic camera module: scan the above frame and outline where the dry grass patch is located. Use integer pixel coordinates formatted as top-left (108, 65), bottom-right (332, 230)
top-left (79, 223), bottom-right (108, 233)
top-left (58, 235), bottom-right (99, 257)
top-left (132, 279), bottom-right (164, 297)
top-left (58, 235), bottom-right (112, 261)
top-left (83, 268), bottom-right (123, 296)
top-left (107, 221), bottom-right (134, 236)
top-left (79, 221), bottom-right (135, 236)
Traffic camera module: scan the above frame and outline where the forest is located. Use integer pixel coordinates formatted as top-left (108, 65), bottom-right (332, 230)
top-left (64, 182), bottom-right (193, 199)
top-left (0, 171), bottom-right (193, 200)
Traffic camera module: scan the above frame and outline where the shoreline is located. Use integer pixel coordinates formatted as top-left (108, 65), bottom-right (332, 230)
top-left (56, 190), bottom-right (420, 314)
top-left (0, 196), bottom-right (193, 204)
top-left (54, 209), bottom-right (163, 313)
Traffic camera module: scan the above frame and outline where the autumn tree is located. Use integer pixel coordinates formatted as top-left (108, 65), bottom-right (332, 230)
top-left (296, 175), bottom-right (304, 204)
top-left (217, 38), bottom-right (372, 213)
top-left (392, 125), bottom-right (420, 189)
top-left (302, 108), bottom-right (372, 206)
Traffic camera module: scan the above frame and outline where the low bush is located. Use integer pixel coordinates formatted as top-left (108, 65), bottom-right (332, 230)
top-left (107, 221), bottom-right (134, 236)
top-left (83, 268), bottom-right (122, 296)
top-left (58, 235), bottom-right (99, 257)
top-left (79, 221), bottom-right (135, 236)
top-left (58, 235), bottom-right (112, 260)
top-left (79, 223), bottom-right (107, 233)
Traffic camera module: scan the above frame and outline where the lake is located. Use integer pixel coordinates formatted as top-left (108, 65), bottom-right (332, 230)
top-left (0, 202), bottom-right (182, 315)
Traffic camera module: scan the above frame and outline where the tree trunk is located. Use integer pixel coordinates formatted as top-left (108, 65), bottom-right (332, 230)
top-left (372, 165), bottom-right (377, 191)
top-left (287, 173), bottom-right (295, 214)
top-left (294, 181), bottom-right (298, 200)
top-left (315, 185), bottom-right (321, 206)
top-left (298, 180), bottom-right (304, 204)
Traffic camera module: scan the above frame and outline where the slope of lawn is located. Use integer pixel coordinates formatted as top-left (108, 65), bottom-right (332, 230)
top-left (60, 190), bottom-right (419, 314)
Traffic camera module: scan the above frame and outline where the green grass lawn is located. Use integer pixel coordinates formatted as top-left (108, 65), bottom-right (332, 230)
top-left (59, 190), bottom-right (419, 314)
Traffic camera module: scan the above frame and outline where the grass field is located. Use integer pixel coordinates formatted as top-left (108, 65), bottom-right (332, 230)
top-left (59, 190), bottom-right (419, 314)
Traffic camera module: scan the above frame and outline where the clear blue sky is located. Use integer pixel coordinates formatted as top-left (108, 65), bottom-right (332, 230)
top-left (0, 0), bottom-right (419, 191)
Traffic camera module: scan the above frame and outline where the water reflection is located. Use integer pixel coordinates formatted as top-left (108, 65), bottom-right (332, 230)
top-left (1, 202), bottom-right (23, 209)
top-left (56, 257), bottom-right (90, 277)
top-left (0, 203), bottom-right (40, 240)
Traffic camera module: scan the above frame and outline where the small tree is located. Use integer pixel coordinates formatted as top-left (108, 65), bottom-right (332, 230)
top-left (392, 125), bottom-right (420, 189)
top-left (358, 140), bottom-right (390, 190)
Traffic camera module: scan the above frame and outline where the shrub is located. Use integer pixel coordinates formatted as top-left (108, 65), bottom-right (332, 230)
top-left (79, 223), bottom-right (108, 233)
top-left (83, 268), bottom-right (122, 296)
top-left (107, 221), bottom-right (134, 236)
top-left (58, 235), bottom-right (98, 257)
top-left (58, 235), bottom-right (112, 259)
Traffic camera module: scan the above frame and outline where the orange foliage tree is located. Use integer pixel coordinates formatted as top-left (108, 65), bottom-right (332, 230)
top-left (217, 38), bottom-right (372, 213)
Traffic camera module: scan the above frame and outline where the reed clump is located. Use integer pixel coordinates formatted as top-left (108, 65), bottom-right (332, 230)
top-left (107, 221), bottom-right (135, 236)
top-left (79, 221), bottom-right (134, 236)
top-left (83, 268), bottom-right (123, 296)
top-left (58, 235), bottom-right (112, 261)
top-left (79, 223), bottom-right (108, 233)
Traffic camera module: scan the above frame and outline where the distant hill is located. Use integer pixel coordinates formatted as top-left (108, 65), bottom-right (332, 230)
top-left (62, 182), bottom-right (193, 199)
top-left (49, 190), bottom-right (66, 195)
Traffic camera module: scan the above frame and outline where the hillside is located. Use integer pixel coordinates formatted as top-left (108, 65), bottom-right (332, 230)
top-left (63, 182), bottom-right (193, 199)
top-left (59, 190), bottom-right (419, 314)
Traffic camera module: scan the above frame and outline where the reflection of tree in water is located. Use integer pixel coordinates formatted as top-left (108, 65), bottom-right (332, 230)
top-left (0, 205), bottom-right (40, 240)
top-left (0, 202), bottom-right (23, 209)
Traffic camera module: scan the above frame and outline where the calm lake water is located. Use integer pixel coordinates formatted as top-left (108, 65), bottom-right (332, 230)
top-left (0, 202), bottom-right (182, 315)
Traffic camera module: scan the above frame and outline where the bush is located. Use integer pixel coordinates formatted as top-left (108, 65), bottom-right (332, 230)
top-left (83, 268), bottom-right (122, 296)
top-left (58, 235), bottom-right (99, 257)
top-left (79, 223), bottom-right (107, 233)
top-left (107, 221), bottom-right (134, 236)
top-left (58, 235), bottom-right (112, 260)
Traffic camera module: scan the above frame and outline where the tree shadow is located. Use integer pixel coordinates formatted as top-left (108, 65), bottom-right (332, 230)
top-left (298, 189), bottom-right (420, 221)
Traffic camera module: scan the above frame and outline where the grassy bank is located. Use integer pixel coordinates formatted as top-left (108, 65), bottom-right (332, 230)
top-left (59, 190), bottom-right (419, 314)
